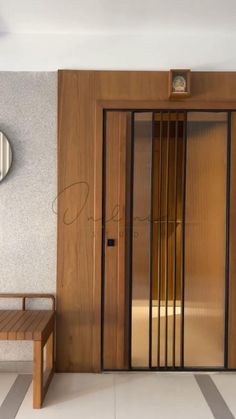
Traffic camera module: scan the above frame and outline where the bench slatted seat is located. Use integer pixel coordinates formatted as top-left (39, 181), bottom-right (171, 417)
top-left (0, 294), bottom-right (55, 409)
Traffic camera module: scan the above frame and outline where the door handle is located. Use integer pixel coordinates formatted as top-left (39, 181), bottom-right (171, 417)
top-left (107, 239), bottom-right (115, 247)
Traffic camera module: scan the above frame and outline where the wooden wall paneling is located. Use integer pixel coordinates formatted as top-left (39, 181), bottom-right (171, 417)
top-left (228, 112), bottom-right (236, 368)
top-left (58, 70), bottom-right (236, 372)
top-left (103, 112), bottom-right (131, 369)
top-left (92, 103), bottom-right (103, 371)
top-left (57, 71), bottom-right (96, 371)
top-left (95, 71), bottom-right (236, 103)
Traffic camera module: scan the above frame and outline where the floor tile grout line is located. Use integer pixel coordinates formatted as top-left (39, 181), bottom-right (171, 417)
top-left (0, 373), bottom-right (17, 408)
top-left (195, 374), bottom-right (235, 419)
top-left (0, 374), bottom-right (32, 419)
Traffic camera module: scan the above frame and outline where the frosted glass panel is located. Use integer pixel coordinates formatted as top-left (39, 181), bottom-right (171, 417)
top-left (184, 112), bottom-right (227, 367)
top-left (131, 113), bottom-right (152, 367)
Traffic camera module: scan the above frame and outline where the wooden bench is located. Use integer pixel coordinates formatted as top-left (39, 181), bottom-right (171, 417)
top-left (0, 293), bottom-right (55, 409)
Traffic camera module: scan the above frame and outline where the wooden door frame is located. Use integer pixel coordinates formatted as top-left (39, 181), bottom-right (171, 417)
top-left (57, 70), bottom-right (236, 372)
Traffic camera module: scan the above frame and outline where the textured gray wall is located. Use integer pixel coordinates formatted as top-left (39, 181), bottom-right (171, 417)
top-left (0, 72), bottom-right (57, 360)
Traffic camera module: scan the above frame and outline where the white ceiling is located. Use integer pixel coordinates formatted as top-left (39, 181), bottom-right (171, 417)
top-left (0, 0), bottom-right (236, 34)
top-left (0, 0), bottom-right (235, 70)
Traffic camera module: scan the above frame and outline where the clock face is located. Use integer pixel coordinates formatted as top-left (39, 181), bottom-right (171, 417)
top-left (172, 75), bottom-right (186, 92)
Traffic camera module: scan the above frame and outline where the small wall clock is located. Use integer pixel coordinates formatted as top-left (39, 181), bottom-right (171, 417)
top-left (169, 69), bottom-right (191, 99)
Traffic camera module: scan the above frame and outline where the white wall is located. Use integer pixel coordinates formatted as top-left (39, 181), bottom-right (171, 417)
top-left (0, 72), bottom-right (57, 360)
top-left (0, 31), bottom-right (235, 71)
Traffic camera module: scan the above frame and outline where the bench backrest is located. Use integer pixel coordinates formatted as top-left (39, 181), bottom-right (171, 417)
top-left (0, 294), bottom-right (55, 311)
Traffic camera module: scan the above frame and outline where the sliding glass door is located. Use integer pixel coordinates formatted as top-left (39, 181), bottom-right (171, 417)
top-left (103, 110), bottom-right (232, 370)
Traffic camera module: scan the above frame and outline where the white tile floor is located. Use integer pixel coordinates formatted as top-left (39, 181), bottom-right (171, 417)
top-left (115, 373), bottom-right (214, 419)
top-left (0, 372), bottom-right (236, 418)
top-left (0, 373), bottom-right (17, 406)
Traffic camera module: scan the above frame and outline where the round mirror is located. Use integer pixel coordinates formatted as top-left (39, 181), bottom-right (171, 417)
top-left (0, 132), bottom-right (13, 182)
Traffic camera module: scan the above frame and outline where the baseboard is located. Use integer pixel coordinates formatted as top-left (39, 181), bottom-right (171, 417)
top-left (0, 361), bottom-right (32, 373)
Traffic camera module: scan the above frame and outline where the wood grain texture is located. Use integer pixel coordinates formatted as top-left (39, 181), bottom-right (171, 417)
top-left (103, 112), bottom-right (131, 369)
top-left (0, 310), bottom-right (54, 341)
top-left (46, 332), bottom-right (54, 371)
top-left (0, 306), bottom-right (55, 409)
top-left (57, 70), bottom-right (236, 372)
top-left (33, 340), bottom-right (43, 408)
top-left (57, 71), bottom-right (96, 371)
top-left (152, 117), bottom-right (183, 302)
top-left (228, 112), bottom-right (236, 368)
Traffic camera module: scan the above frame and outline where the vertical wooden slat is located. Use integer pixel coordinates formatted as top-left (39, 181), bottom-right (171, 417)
top-left (228, 112), bottom-right (236, 368)
top-left (33, 341), bottom-right (43, 409)
top-left (149, 113), bottom-right (155, 368)
top-left (172, 112), bottom-right (179, 367)
top-left (103, 111), bottom-right (131, 369)
top-left (180, 111), bottom-right (187, 368)
top-left (46, 332), bottom-right (54, 371)
top-left (57, 71), bottom-right (96, 372)
top-left (157, 113), bottom-right (163, 367)
top-left (165, 112), bottom-right (170, 367)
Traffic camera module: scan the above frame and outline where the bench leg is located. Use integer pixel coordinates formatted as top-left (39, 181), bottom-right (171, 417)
top-left (46, 331), bottom-right (54, 371)
top-left (33, 341), bottom-right (43, 409)
top-left (33, 330), bottom-right (55, 409)
top-left (44, 331), bottom-right (55, 397)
